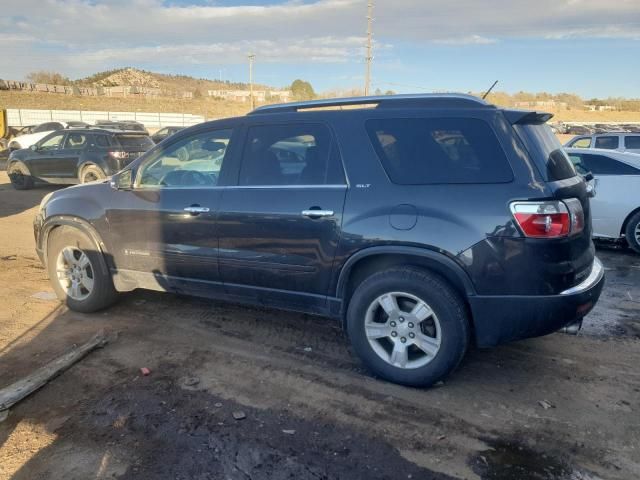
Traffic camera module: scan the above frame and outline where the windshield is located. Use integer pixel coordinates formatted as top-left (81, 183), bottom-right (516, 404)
top-left (514, 123), bottom-right (577, 181)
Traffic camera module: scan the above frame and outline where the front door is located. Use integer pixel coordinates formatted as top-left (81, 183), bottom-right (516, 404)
top-left (28, 132), bottom-right (68, 178)
top-left (217, 122), bottom-right (347, 311)
top-left (106, 125), bottom-right (238, 294)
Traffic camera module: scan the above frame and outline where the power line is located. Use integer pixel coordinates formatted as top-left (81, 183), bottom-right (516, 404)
top-left (364, 1), bottom-right (373, 96)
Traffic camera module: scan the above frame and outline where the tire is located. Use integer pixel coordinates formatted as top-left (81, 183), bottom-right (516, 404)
top-left (7, 162), bottom-right (34, 190)
top-left (47, 226), bottom-right (118, 313)
top-left (625, 211), bottom-right (640, 254)
top-left (346, 267), bottom-right (470, 387)
top-left (80, 165), bottom-right (106, 184)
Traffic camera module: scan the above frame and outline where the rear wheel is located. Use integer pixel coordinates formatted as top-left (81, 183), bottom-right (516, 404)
top-left (346, 267), bottom-right (470, 387)
top-left (80, 165), bottom-right (106, 184)
top-left (7, 162), bottom-right (34, 190)
top-left (47, 226), bottom-right (118, 312)
top-left (625, 211), bottom-right (640, 254)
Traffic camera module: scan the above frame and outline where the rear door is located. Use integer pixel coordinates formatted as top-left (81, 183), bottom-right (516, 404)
top-left (217, 121), bottom-right (347, 312)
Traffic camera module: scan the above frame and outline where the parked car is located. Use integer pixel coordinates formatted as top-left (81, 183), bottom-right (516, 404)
top-left (564, 133), bottom-right (640, 153)
top-left (565, 147), bottom-right (640, 252)
top-left (8, 121), bottom-right (89, 151)
top-left (94, 120), bottom-right (148, 134)
top-left (151, 126), bottom-right (184, 144)
top-left (34, 94), bottom-right (604, 387)
top-left (7, 128), bottom-right (154, 188)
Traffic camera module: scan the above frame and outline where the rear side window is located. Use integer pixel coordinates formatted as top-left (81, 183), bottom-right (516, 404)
top-left (594, 136), bottom-right (619, 149)
top-left (581, 154), bottom-right (640, 175)
top-left (625, 136), bottom-right (640, 149)
top-left (366, 118), bottom-right (512, 184)
top-left (239, 123), bottom-right (345, 186)
top-left (94, 135), bottom-right (111, 147)
top-left (514, 123), bottom-right (576, 181)
top-left (115, 134), bottom-right (154, 150)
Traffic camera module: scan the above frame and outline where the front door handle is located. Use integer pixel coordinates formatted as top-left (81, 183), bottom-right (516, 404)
top-left (184, 206), bottom-right (210, 214)
top-left (301, 209), bottom-right (334, 218)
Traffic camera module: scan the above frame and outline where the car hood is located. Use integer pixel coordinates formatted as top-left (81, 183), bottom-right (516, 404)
top-left (12, 130), bottom-right (54, 148)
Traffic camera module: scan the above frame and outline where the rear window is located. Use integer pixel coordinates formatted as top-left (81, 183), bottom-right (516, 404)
top-left (365, 117), bottom-right (513, 184)
top-left (514, 123), bottom-right (576, 181)
top-left (625, 136), bottom-right (640, 149)
top-left (115, 134), bottom-right (154, 150)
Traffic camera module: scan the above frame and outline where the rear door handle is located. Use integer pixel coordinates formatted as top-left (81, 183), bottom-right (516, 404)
top-left (301, 209), bottom-right (334, 218)
top-left (184, 206), bottom-right (210, 214)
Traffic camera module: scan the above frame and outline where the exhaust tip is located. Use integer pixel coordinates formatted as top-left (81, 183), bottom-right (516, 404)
top-left (559, 319), bottom-right (583, 335)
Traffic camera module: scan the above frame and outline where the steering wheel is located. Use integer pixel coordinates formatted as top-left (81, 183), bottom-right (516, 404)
top-left (160, 170), bottom-right (214, 186)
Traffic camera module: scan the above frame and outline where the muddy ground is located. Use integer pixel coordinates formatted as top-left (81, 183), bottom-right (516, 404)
top-left (0, 168), bottom-right (638, 480)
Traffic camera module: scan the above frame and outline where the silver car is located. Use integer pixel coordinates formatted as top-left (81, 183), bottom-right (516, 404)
top-left (565, 133), bottom-right (640, 153)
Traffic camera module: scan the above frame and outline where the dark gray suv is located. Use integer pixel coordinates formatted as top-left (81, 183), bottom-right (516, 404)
top-left (33, 94), bottom-right (604, 386)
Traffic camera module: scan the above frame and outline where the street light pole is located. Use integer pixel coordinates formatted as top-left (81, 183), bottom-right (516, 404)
top-left (248, 53), bottom-right (256, 109)
top-left (364, 1), bottom-right (373, 96)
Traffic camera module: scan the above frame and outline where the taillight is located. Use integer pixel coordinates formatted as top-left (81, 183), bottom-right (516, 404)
top-left (510, 199), bottom-right (584, 238)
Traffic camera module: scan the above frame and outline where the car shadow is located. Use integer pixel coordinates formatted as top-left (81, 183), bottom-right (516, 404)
top-left (0, 165), bottom-right (63, 219)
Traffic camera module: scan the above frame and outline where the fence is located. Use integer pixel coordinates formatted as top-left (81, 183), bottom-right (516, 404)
top-left (6, 109), bottom-right (206, 128)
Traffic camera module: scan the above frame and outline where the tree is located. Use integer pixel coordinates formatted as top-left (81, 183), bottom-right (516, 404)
top-left (26, 71), bottom-right (70, 85)
top-left (290, 79), bottom-right (316, 100)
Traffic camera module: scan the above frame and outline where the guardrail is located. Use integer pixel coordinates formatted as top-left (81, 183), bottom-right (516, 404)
top-left (6, 109), bottom-right (206, 128)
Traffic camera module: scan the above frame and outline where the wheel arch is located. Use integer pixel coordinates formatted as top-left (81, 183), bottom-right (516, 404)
top-left (335, 246), bottom-right (476, 326)
top-left (78, 162), bottom-right (104, 181)
top-left (7, 159), bottom-right (32, 175)
top-left (40, 216), bottom-right (111, 277)
top-left (620, 206), bottom-right (640, 237)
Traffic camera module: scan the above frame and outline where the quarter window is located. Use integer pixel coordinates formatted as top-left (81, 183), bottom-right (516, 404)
top-left (366, 117), bottom-right (513, 184)
top-left (238, 124), bottom-right (345, 186)
top-left (624, 136), bottom-right (640, 149)
top-left (594, 136), bottom-right (619, 150)
top-left (138, 129), bottom-right (233, 187)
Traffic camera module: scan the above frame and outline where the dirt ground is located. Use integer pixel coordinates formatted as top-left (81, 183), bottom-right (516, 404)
top-left (0, 169), bottom-right (639, 480)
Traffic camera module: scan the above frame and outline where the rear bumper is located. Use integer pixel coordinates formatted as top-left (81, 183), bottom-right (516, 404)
top-left (469, 257), bottom-right (605, 347)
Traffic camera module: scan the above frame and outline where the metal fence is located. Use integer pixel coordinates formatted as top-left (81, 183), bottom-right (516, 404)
top-left (6, 109), bottom-right (206, 128)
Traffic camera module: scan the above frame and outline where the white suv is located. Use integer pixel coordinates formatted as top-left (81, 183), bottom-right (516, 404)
top-left (8, 121), bottom-right (88, 151)
top-left (565, 133), bottom-right (640, 153)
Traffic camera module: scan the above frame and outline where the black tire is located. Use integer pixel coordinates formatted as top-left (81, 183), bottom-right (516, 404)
top-left (625, 211), bottom-right (640, 254)
top-left (47, 226), bottom-right (118, 313)
top-left (346, 267), bottom-right (470, 387)
top-left (80, 165), bottom-right (106, 184)
top-left (7, 162), bottom-right (34, 190)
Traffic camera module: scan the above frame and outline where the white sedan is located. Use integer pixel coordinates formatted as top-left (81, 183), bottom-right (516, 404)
top-left (565, 147), bottom-right (640, 252)
top-left (8, 121), bottom-right (88, 151)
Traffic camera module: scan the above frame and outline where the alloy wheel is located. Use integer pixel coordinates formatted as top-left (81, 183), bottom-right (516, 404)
top-left (55, 247), bottom-right (95, 300)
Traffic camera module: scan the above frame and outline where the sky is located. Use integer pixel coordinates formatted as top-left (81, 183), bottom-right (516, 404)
top-left (1, 0), bottom-right (639, 98)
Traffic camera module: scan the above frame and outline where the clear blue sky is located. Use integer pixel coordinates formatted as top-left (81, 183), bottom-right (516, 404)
top-left (1, 0), bottom-right (639, 98)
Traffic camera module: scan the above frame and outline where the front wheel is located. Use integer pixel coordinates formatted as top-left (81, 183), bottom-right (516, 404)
top-left (47, 226), bottom-right (118, 312)
top-left (625, 211), bottom-right (640, 254)
top-left (346, 267), bottom-right (470, 387)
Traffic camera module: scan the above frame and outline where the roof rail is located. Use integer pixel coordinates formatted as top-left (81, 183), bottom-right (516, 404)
top-left (249, 93), bottom-right (490, 115)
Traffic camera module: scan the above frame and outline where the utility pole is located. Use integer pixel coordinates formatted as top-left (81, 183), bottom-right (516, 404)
top-left (248, 53), bottom-right (256, 109)
top-left (364, 1), bottom-right (373, 96)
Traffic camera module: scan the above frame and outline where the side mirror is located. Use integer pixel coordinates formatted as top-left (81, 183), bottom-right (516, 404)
top-left (30, 144), bottom-right (39, 151)
top-left (110, 169), bottom-right (133, 190)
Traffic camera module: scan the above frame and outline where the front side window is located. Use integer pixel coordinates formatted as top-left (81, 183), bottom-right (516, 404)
top-left (64, 133), bottom-right (88, 149)
top-left (137, 129), bottom-right (233, 187)
top-left (582, 154), bottom-right (640, 175)
top-left (569, 137), bottom-right (591, 148)
top-left (367, 117), bottom-right (513, 184)
top-left (238, 123), bottom-right (344, 186)
top-left (39, 133), bottom-right (66, 151)
top-left (594, 136), bottom-right (619, 150)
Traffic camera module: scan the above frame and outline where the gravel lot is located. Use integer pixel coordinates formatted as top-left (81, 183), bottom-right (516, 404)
top-left (0, 169), bottom-right (639, 480)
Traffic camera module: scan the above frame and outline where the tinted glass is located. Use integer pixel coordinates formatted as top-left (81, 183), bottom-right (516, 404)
top-left (570, 138), bottom-right (591, 148)
top-left (581, 154), bottom-right (640, 175)
top-left (514, 123), bottom-right (576, 181)
top-left (568, 154), bottom-right (589, 175)
top-left (64, 133), bottom-right (88, 149)
top-left (94, 135), bottom-right (110, 147)
top-left (366, 117), bottom-right (512, 184)
top-left (115, 134), bottom-right (154, 150)
top-left (138, 129), bottom-right (233, 187)
top-left (239, 123), bottom-right (344, 186)
top-left (624, 136), bottom-right (640, 149)
top-left (594, 136), bottom-right (619, 149)
top-left (39, 133), bottom-right (65, 150)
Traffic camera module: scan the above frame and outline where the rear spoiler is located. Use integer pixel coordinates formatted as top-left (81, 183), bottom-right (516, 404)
top-left (503, 110), bottom-right (553, 125)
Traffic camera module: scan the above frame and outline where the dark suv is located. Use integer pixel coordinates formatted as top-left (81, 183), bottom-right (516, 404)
top-left (7, 128), bottom-right (154, 188)
top-left (33, 94), bottom-right (604, 387)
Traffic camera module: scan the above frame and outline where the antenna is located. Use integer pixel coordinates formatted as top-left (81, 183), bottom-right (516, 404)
top-left (482, 80), bottom-right (498, 99)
